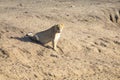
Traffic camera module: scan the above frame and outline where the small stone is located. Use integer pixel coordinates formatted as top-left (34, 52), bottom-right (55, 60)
top-left (70, 5), bottom-right (75, 8)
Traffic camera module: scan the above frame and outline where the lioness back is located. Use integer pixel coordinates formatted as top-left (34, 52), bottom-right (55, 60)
top-left (34, 27), bottom-right (55, 44)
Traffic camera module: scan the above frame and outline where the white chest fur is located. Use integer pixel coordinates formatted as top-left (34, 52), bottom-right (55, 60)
top-left (54, 33), bottom-right (61, 42)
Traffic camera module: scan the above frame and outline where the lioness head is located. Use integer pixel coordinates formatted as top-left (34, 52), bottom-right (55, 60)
top-left (54, 24), bottom-right (64, 33)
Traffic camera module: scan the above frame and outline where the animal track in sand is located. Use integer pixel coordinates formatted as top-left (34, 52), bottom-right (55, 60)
top-left (0, 48), bottom-right (9, 59)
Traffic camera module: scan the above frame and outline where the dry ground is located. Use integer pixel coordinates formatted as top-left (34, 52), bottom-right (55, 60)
top-left (0, 0), bottom-right (120, 80)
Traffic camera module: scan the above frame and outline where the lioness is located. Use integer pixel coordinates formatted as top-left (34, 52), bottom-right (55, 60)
top-left (26, 24), bottom-right (64, 50)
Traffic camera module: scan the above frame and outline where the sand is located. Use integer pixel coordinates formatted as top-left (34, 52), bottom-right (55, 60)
top-left (0, 0), bottom-right (120, 80)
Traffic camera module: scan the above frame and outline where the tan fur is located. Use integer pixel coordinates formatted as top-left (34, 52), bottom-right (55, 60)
top-left (27, 24), bottom-right (64, 50)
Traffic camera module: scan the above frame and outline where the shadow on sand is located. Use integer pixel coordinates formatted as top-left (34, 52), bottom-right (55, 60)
top-left (12, 36), bottom-right (53, 49)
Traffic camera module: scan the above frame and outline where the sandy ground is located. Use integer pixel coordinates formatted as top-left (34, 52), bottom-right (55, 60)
top-left (0, 0), bottom-right (120, 80)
